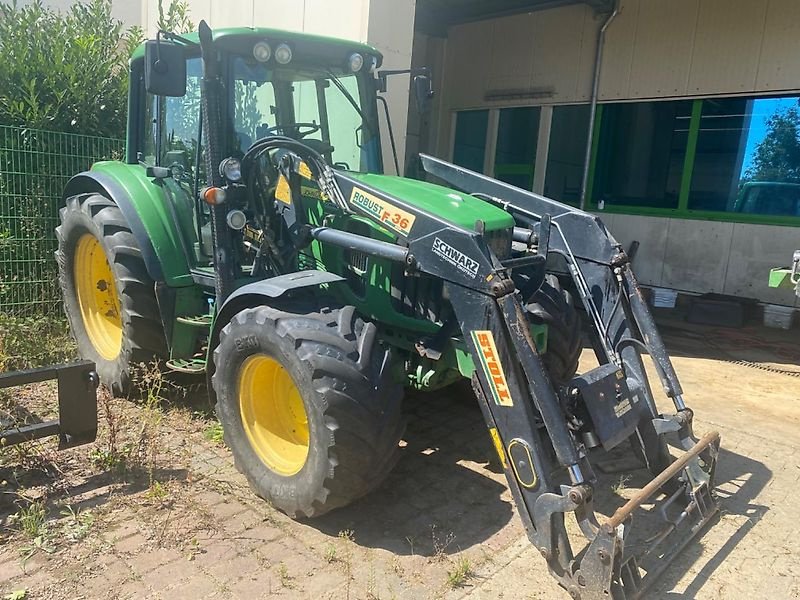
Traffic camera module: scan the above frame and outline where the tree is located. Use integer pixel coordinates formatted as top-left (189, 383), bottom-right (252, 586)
top-left (0, 0), bottom-right (143, 139)
top-left (745, 106), bottom-right (800, 184)
top-left (157, 0), bottom-right (194, 33)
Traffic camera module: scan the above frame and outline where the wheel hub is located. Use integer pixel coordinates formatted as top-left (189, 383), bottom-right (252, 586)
top-left (238, 354), bottom-right (310, 476)
top-left (74, 234), bottom-right (122, 360)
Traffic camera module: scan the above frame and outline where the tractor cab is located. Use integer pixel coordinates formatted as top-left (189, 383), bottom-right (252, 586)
top-left (130, 28), bottom-right (386, 177)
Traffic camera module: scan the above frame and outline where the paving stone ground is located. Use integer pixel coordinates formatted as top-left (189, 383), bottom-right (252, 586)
top-left (1, 318), bottom-right (799, 599)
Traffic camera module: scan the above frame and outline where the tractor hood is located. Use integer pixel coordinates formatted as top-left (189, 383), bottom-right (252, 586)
top-left (347, 173), bottom-right (515, 232)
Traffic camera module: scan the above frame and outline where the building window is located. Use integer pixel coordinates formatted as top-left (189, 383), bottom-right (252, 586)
top-left (545, 104), bottom-right (590, 205)
top-left (592, 100), bottom-right (692, 209)
top-left (452, 109), bottom-right (488, 173)
top-left (493, 107), bottom-right (539, 190)
top-left (689, 96), bottom-right (800, 217)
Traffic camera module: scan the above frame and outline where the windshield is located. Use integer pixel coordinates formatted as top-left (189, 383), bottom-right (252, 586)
top-left (230, 56), bottom-right (382, 173)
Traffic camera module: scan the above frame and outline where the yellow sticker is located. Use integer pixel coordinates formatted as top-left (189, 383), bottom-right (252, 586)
top-left (298, 161), bottom-right (313, 180)
top-left (275, 174), bottom-right (292, 205)
top-left (508, 439), bottom-right (538, 489)
top-left (471, 330), bottom-right (513, 406)
top-left (300, 184), bottom-right (328, 202)
top-left (349, 187), bottom-right (416, 237)
top-left (488, 427), bottom-right (507, 469)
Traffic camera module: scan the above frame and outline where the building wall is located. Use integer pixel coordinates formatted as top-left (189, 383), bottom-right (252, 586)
top-left (601, 214), bottom-right (798, 306)
top-left (428, 0), bottom-right (800, 308)
top-left (20, 0), bottom-right (143, 28)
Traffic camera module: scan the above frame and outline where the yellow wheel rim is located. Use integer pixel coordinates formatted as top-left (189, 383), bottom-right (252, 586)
top-left (238, 354), bottom-right (310, 476)
top-left (74, 234), bottom-right (123, 360)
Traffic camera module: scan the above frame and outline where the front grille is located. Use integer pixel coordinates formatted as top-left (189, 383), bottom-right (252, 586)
top-left (347, 249), bottom-right (368, 272)
top-left (390, 263), bottom-right (449, 324)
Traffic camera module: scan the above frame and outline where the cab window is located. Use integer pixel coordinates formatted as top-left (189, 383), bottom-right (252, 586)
top-left (142, 57), bottom-right (204, 177)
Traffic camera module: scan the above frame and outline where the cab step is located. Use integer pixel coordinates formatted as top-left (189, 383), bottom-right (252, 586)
top-left (166, 358), bottom-right (206, 374)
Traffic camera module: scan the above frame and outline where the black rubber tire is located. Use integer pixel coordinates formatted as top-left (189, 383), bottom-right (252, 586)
top-left (524, 274), bottom-right (582, 384)
top-left (56, 193), bottom-right (166, 394)
top-left (212, 303), bottom-right (405, 518)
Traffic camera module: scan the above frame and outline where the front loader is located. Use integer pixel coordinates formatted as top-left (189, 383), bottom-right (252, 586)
top-left (57, 21), bottom-right (720, 598)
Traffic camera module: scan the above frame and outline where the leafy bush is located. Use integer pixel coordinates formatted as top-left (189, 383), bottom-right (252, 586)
top-left (0, 0), bottom-right (142, 138)
top-left (0, 314), bottom-right (76, 371)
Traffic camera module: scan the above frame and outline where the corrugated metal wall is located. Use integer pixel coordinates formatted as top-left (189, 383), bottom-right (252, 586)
top-left (437, 0), bottom-right (800, 146)
top-left (428, 0), bottom-right (800, 307)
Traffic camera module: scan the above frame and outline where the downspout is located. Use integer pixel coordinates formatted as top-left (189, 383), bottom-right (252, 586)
top-left (579, 1), bottom-right (619, 211)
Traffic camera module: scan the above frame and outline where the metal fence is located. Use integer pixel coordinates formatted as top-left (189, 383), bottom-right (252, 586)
top-left (0, 125), bottom-right (124, 315)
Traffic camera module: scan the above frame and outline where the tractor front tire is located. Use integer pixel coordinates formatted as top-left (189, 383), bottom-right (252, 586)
top-left (56, 194), bottom-right (166, 394)
top-left (525, 274), bottom-right (582, 384)
top-left (212, 304), bottom-right (405, 518)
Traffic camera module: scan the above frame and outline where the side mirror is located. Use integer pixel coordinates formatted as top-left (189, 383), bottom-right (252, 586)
top-left (145, 40), bottom-right (187, 97)
top-left (412, 74), bottom-right (434, 114)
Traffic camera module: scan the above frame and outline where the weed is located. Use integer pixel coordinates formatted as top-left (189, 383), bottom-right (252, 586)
top-left (446, 556), bottom-right (473, 589)
top-left (91, 386), bottom-right (130, 473)
top-left (324, 543), bottom-right (337, 563)
top-left (60, 505), bottom-right (94, 542)
top-left (612, 475), bottom-right (632, 494)
top-left (431, 524), bottom-right (455, 561)
top-left (186, 537), bottom-right (202, 561)
top-left (276, 562), bottom-right (293, 588)
top-left (89, 445), bottom-right (130, 472)
top-left (145, 480), bottom-right (169, 501)
top-left (131, 362), bottom-right (173, 485)
top-left (14, 500), bottom-right (47, 539)
top-left (3, 589), bottom-right (27, 600)
top-left (7, 499), bottom-right (73, 561)
top-left (204, 422), bottom-right (224, 444)
top-left (405, 535), bottom-right (416, 556)
top-left (390, 556), bottom-right (404, 575)
top-left (338, 529), bottom-right (355, 599)
top-left (366, 559), bottom-right (378, 599)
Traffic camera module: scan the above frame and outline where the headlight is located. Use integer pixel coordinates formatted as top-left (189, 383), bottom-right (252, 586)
top-left (348, 53), bottom-right (364, 72)
top-left (274, 43), bottom-right (292, 64)
top-left (253, 41), bottom-right (271, 62)
top-left (226, 209), bottom-right (247, 230)
top-left (219, 157), bottom-right (242, 182)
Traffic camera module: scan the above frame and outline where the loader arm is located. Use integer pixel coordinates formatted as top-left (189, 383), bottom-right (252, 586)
top-left (237, 140), bottom-right (720, 599)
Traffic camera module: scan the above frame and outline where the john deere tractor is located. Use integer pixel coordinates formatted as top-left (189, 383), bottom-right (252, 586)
top-left (57, 22), bottom-right (721, 599)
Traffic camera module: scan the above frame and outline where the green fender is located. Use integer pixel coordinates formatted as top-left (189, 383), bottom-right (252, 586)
top-left (62, 161), bottom-right (196, 287)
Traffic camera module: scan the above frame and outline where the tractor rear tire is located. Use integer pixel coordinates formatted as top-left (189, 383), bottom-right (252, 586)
top-left (525, 274), bottom-right (582, 384)
top-left (212, 303), bottom-right (405, 518)
top-left (56, 194), bottom-right (166, 394)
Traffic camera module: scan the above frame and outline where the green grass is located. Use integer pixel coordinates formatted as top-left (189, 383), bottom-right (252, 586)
top-left (203, 422), bottom-right (224, 444)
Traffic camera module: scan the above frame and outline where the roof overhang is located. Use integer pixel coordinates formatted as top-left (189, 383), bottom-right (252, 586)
top-left (415, 0), bottom-right (615, 36)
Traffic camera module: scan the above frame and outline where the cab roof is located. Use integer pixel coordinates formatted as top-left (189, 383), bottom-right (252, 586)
top-left (131, 26), bottom-right (383, 66)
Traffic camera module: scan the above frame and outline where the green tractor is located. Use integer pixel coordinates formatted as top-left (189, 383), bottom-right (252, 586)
top-left (57, 22), bottom-right (720, 599)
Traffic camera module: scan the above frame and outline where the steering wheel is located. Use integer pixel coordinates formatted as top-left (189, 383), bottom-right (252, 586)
top-left (261, 122), bottom-right (321, 139)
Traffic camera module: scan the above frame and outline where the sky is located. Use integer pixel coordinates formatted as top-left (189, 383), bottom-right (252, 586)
top-left (739, 96), bottom-right (800, 177)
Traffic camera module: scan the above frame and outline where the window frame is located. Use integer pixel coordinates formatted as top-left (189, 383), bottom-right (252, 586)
top-left (586, 95), bottom-right (800, 227)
